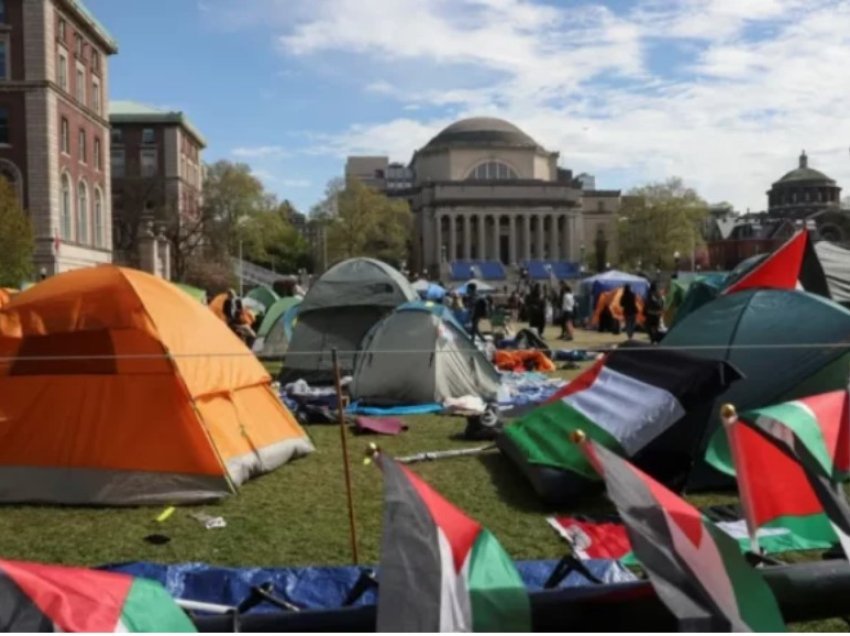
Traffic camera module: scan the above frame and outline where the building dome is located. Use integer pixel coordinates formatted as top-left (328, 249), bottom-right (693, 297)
top-left (421, 117), bottom-right (541, 152)
top-left (776, 151), bottom-right (836, 185)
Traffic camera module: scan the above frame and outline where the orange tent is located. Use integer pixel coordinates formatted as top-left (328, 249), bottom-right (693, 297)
top-left (0, 266), bottom-right (313, 505)
top-left (209, 292), bottom-right (254, 326)
top-left (0, 288), bottom-right (16, 309)
top-left (591, 287), bottom-right (645, 329)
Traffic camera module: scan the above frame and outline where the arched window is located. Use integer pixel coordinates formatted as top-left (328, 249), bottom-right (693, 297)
top-left (466, 160), bottom-right (518, 180)
top-left (77, 181), bottom-right (88, 244)
top-left (93, 187), bottom-right (103, 248)
top-left (60, 173), bottom-right (72, 240)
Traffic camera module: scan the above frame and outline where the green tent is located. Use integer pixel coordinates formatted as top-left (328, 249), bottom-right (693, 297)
top-left (663, 289), bottom-right (850, 489)
top-left (246, 285), bottom-right (280, 312)
top-left (669, 277), bottom-right (725, 327)
top-left (173, 282), bottom-right (207, 304)
top-left (253, 297), bottom-right (302, 357)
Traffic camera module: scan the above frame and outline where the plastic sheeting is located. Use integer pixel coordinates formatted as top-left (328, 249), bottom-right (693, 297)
top-left (815, 241), bottom-right (850, 305)
top-left (100, 559), bottom-right (636, 613)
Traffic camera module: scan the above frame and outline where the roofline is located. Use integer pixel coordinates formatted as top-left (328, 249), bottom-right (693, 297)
top-left (110, 112), bottom-right (207, 148)
top-left (58, 0), bottom-right (119, 54)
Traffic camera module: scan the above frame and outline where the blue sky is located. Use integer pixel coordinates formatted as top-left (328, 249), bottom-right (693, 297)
top-left (88, 0), bottom-right (850, 214)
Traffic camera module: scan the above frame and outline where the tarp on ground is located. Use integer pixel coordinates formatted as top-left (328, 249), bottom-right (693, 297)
top-left (815, 241), bottom-right (850, 306)
top-left (281, 258), bottom-right (417, 384)
top-left (0, 266), bottom-right (313, 505)
top-left (663, 289), bottom-right (850, 490)
top-left (101, 559), bottom-right (636, 613)
top-left (253, 297), bottom-right (302, 357)
top-left (351, 301), bottom-right (501, 406)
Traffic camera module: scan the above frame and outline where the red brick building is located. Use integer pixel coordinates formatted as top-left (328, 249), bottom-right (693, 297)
top-left (110, 101), bottom-right (206, 279)
top-left (0, 0), bottom-right (117, 276)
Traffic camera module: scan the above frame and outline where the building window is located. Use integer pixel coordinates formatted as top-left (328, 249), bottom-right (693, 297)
top-left (111, 128), bottom-right (122, 144)
top-left (466, 161), bottom-right (518, 180)
top-left (94, 137), bottom-right (101, 170)
top-left (78, 129), bottom-right (86, 163)
top-left (76, 65), bottom-right (85, 105)
top-left (0, 38), bottom-right (8, 80)
top-left (0, 107), bottom-right (7, 145)
top-left (141, 148), bottom-right (158, 177)
top-left (111, 148), bottom-right (125, 177)
top-left (91, 50), bottom-right (99, 72)
top-left (60, 117), bottom-right (69, 153)
top-left (77, 181), bottom-right (88, 244)
top-left (57, 50), bottom-right (68, 89)
top-left (61, 173), bottom-right (73, 240)
top-left (91, 78), bottom-right (101, 115)
top-left (142, 128), bottom-right (156, 144)
top-left (58, 18), bottom-right (66, 41)
top-left (94, 188), bottom-right (104, 248)
top-left (75, 34), bottom-right (83, 58)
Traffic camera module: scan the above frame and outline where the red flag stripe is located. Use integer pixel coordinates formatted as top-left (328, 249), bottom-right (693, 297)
top-left (545, 355), bottom-right (606, 403)
top-left (724, 231), bottom-right (806, 293)
top-left (798, 391), bottom-right (850, 473)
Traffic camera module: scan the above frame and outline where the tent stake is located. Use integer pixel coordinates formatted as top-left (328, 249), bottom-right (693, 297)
top-left (333, 348), bottom-right (359, 565)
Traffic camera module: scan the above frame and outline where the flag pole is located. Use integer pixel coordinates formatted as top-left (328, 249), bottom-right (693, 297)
top-left (721, 403), bottom-right (761, 557)
top-left (332, 348), bottom-right (359, 565)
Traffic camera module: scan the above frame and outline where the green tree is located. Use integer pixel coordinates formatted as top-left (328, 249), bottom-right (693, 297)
top-left (0, 179), bottom-right (33, 287)
top-left (618, 177), bottom-right (708, 270)
top-left (237, 203), bottom-right (309, 274)
top-left (323, 178), bottom-right (412, 267)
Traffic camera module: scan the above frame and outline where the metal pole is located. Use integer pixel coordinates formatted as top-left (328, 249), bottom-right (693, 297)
top-left (720, 404), bottom-right (760, 556)
top-left (332, 348), bottom-right (359, 565)
top-left (238, 239), bottom-right (244, 297)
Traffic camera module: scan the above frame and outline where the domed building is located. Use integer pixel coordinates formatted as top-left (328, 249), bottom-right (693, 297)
top-left (345, 117), bottom-right (621, 277)
top-left (767, 151), bottom-right (842, 220)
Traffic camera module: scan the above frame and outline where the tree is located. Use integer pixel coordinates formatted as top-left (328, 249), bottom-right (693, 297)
top-left (0, 178), bottom-right (33, 287)
top-left (322, 178), bottom-right (412, 267)
top-left (237, 203), bottom-right (309, 274)
top-left (618, 178), bottom-right (709, 270)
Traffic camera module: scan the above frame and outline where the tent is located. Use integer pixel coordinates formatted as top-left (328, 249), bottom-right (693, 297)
top-left (173, 282), bottom-right (207, 304)
top-left (246, 285), bottom-right (280, 312)
top-left (413, 279), bottom-right (446, 301)
top-left (281, 258), bottom-right (418, 383)
top-left (0, 266), bottom-right (314, 505)
top-left (453, 279), bottom-right (495, 295)
top-left (663, 289), bottom-right (850, 489)
top-left (351, 301), bottom-right (501, 406)
top-left (253, 296), bottom-right (302, 358)
top-left (580, 271), bottom-right (649, 317)
top-left (591, 287), bottom-right (645, 330)
top-left (0, 288), bottom-right (16, 309)
top-left (815, 241), bottom-right (850, 307)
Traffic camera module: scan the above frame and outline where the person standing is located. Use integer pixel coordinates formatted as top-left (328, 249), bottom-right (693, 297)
top-left (620, 284), bottom-right (638, 340)
top-left (645, 282), bottom-right (664, 344)
top-left (526, 284), bottom-right (546, 337)
top-left (559, 283), bottom-right (575, 340)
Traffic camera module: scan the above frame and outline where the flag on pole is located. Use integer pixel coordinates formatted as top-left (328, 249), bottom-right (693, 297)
top-left (724, 229), bottom-right (829, 297)
top-left (0, 559), bottom-right (195, 632)
top-left (502, 346), bottom-right (739, 481)
top-left (577, 436), bottom-right (786, 632)
top-left (374, 452), bottom-right (531, 632)
top-left (720, 392), bottom-right (850, 557)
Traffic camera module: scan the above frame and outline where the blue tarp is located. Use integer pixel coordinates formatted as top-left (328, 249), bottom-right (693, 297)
top-left (100, 559), bottom-right (636, 613)
top-left (347, 401), bottom-right (444, 415)
top-left (580, 271), bottom-right (650, 310)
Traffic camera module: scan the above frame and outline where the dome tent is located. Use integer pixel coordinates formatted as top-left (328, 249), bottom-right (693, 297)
top-left (579, 271), bottom-right (649, 319)
top-left (253, 296), bottom-right (302, 358)
top-left (663, 289), bottom-right (850, 489)
top-left (281, 258), bottom-right (418, 383)
top-left (0, 266), bottom-right (313, 505)
top-left (351, 302), bottom-right (501, 406)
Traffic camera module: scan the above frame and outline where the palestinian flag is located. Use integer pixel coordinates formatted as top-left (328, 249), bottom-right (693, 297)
top-left (579, 438), bottom-right (786, 632)
top-left (724, 229), bottom-right (830, 297)
top-left (375, 453), bottom-right (531, 632)
top-left (717, 391), bottom-right (850, 556)
top-left (0, 559), bottom-right (195, 632)
top-left (502, 346), bottom-right (739, 482)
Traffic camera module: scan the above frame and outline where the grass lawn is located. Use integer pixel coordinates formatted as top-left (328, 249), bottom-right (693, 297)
top-left (0, 322), bottom-right (838, 628)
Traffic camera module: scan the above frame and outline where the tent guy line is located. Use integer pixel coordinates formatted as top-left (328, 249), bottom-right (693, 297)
top-left (0, 342), bottom-right (849, 363)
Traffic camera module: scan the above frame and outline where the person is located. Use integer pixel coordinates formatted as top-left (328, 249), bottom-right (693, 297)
top-left (525, 284), bottom-right (546, 337)
top-left (467, 283), bottom-right (486, 342)
top-left (645, 282), bottom-right (664, 344)
top-left (620, 284), bottom-right (638, 340)
top-left (222, 289), bottom-right (240, 328)
top-left (559, 283), bottom-right (575, 340)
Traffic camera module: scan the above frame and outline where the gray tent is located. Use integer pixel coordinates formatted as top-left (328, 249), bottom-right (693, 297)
top-left (351, 302), bottom-right (501, 406)
top-left (280, 258), bottom-right (417, 383)
top-left (815, 241), bottom-right (850, 307)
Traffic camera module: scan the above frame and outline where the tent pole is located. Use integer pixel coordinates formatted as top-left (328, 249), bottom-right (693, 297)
top-left (333, 348), bottom-right (359, 565)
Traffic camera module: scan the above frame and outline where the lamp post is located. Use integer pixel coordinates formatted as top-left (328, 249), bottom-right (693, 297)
top-left (673, 250), bottom-right (681, 276)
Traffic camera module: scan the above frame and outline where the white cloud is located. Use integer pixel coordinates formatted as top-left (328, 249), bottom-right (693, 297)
top-left (282, 178), bottom-right (312, 188)
top-left (232, 145), bottom-right (290, 159)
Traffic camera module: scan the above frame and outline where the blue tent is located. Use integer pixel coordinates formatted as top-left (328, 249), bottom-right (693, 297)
top-left (580, 270), bottom-right (650, 310)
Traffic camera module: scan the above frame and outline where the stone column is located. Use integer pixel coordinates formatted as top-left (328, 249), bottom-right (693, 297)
top-left (509, 215), bottom-right (517, 265)
top-left (562, 213), bottom-right (571, 260)
top-left (536, 214), bottom-right (545, 259)
top-left (477, 213), bottom-right (486, 260)
top-left (522, 214), bottom-right (531, 261)
top-left (549, 215), bottom-right (559, 261)
top-left (492, 215), bottom-right (500, 263)
top-left (463, 214), bottom-right (471, 260)
top-left (434, 213), bottom-right (442, 265)
top-left (449, 214), bottom-right (457, 262)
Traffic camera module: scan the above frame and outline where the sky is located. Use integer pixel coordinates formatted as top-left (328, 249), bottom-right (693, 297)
top-left (87, 0), bottom-right (850, 215)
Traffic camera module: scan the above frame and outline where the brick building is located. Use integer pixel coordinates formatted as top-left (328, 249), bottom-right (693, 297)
top-left (109, 101), bottom-right (206, 279)
top-left (0, 0), bottom-right (117, 275)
